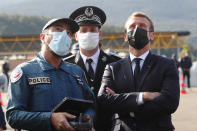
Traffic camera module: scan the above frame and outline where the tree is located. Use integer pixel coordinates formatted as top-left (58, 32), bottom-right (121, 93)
top-left (180, 44), bottom-right (192, 59)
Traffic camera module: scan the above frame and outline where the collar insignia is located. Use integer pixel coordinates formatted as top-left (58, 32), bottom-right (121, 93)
top-left (102, 56), bottom-right (107, 62)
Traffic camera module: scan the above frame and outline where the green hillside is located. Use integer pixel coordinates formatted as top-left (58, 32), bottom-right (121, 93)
top-left (0, 14), bottom-right (124, 35)
top-left (0, 14), bottom-right (48, 35)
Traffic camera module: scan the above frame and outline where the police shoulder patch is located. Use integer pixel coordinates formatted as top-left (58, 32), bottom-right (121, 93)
top-left (11, 67), bottom-right (23, 83)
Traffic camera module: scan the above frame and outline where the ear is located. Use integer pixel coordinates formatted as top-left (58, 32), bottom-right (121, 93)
top-left (75, 32), bottom-right (78, 41)
top-left (124, 33), bottom-right (128, 42)
top-left (99, 30), bottom-right (102, 40)
top-left (40, 33), bottom-right (45, 43)
top-left (149, 32), bottom-right (154, 41)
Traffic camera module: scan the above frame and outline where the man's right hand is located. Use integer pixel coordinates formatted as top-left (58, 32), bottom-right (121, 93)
top-left (51, 112), bottom-right (76, 131)
top-left (143, 92), bottom-right (161, 102)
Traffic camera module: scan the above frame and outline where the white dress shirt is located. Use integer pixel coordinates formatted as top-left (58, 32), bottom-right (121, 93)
top-left (129, 50), bottom-right (149, 73)
top-left (129, 50), bottom-right (149, 105)
top-left (80, 49), bottom-right (100, 74)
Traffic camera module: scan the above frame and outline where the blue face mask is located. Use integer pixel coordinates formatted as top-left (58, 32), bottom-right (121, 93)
top-left (49, 30), bottom-right (72, 56)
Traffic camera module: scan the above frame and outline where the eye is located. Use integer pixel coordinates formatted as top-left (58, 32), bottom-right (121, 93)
top-left (54, 26), bottom-right (64, 32)
top-left (90, 28), bottom-right (98, 33)
top-left (128, 24), bottom-right (136, 30)
top-left (80, 28), bottom-right (87, 33)
top-left (138, 23), bottom-right (147, 29)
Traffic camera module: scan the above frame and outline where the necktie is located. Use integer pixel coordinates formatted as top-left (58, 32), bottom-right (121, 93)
top-left (86, 58), bottom-right (94, 80)
top-left (133, 58), bottom-right (141, 88)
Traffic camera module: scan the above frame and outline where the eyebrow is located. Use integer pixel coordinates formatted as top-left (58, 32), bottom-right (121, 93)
top-left (53, 24), bottom-right (64, 28)
top-left (129, 22), bottom-right (147, 28)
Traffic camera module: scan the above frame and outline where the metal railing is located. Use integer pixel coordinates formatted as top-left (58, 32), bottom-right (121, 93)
top-left (0, 32), bottom-right (188, 54)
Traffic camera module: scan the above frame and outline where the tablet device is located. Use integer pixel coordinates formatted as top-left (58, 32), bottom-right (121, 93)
top-left (52, 97), bottom-right (93, 116)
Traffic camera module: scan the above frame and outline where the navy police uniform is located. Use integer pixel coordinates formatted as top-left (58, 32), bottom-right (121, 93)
top-left (65, 50), bottom-right (118, 95)
top-left (6, 54), bottom-right (95, 131)
top-left (65, 5), bottom-right (121, 96)
top-left (65, 6), bottom-right (121, 131)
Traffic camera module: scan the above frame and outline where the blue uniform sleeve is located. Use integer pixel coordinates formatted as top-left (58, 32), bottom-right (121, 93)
top-left (6, 67), bottom-right (52, 131)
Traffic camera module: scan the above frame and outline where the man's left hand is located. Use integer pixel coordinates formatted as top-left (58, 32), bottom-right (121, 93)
top-left (106, 87), bottom-right (115, 95)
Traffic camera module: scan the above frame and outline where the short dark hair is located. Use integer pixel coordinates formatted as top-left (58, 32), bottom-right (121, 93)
top-left (124, 12), bottom-right (154, 33)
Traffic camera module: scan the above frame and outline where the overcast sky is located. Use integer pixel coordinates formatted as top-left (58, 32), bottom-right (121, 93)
top-left (0, 0), bottom-right (196, 32)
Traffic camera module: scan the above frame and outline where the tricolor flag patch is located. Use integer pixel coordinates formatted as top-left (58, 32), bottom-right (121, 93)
top-left (11, 68), bottom-right (23, 83)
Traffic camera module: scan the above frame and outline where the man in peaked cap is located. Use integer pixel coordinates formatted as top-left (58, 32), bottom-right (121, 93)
top-left (64, 6), bottom-right (120, 131)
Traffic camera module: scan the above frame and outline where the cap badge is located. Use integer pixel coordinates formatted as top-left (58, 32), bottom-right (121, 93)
top-left (74, 7), bottom-right (101, 24)
top-left (85, 8), bottom-right (93, 17)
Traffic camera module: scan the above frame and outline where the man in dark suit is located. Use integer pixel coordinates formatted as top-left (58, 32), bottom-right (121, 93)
top-left (98, 12), bottom-right (180, 131)
top-left (180, 52), bottom-right (192, 89)
top-left (64, 6), bottom-right (121, 131)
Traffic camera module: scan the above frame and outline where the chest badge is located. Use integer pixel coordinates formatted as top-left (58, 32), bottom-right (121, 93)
top-left (28, 77), bottom-right (51, 85)
top-left (73, 75), bottom-right (84, 86)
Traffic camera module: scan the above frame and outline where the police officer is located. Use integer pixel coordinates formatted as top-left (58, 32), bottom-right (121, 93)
top-left (64, 6), bottom-right (120, 131)
top-left (6, 18), bottom-right (95, 131)
top-left (65, 6), bottom-right (120, 95)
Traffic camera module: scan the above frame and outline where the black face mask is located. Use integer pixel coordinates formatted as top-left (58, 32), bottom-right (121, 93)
top-left (127, 26), bottom-right (149, 50)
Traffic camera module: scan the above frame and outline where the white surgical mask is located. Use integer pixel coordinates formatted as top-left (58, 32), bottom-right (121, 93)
top-left (77, 32), bottom-right (99, 50)
top-left (49, 30), bottom-right (72, 56)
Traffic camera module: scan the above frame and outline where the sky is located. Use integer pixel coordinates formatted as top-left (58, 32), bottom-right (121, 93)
top-left (0, 0), bottom-right (196, 32)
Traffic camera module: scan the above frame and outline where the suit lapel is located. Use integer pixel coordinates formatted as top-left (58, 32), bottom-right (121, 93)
top-left (75, 50), bottom-right (108, 86)
top-left (93, 50), bottom-right (108, 84)
top-left (138, 52), bottom-right (156, 91)
top-left (75, 52), bottom-right (86, 71)
top-left (74, 52), bottom-right (91, 83)
top-left (125, 57), bottom-right (136, 91)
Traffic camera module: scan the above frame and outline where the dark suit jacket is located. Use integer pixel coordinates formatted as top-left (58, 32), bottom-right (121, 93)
top-left (98, 52), bottom-right (180, 131)
top-left (64, 49), bottom-right (120, 131)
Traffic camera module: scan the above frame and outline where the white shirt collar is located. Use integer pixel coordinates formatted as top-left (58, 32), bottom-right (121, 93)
top-left (80, 49), bottom-right (100, 73)
top-left (80, 48), bottom-right (100, 64)
top-left (129, 50), bottom-right (149, 62)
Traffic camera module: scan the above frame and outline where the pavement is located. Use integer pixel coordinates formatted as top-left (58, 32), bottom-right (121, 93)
top-left (173, 88), bottom-right (197, 131)
top-left (1, 88), bottom-right (197, 131)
